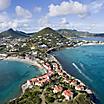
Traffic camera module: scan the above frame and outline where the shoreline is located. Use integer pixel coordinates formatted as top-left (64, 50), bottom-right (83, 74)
top-left (51, 44), bottom-right (102, 104)
top-left (2, 56), bottom-right (47, 104)
top-left (10, 55), bottom-right (95, 103)
top-left (47, 42), bottom-right (104, 54)
top-left (6, 42), bottom-right (102, 104)
top-left (3, 56), bottom-right (47, 74)
top-left (80, 42), bottom-right (104, 46)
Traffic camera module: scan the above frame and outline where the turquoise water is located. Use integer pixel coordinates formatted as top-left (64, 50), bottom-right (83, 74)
top-left (74, 37), bottom-right (104, 41)
top-left (52, 45), bottom-right (104, 104)
top-left (0, 60), bottom-right (45, 104)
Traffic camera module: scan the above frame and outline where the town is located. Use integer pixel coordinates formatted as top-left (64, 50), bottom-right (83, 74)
top-left (8, 53), bottom-right (94, 104)
top-left (0, 27), bottom-right (100, 104)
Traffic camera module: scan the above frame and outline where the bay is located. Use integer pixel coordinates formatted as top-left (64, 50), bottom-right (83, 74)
top-left (0, 60), bottom-right (45, 104)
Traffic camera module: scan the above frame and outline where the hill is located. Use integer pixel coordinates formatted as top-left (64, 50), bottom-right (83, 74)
top-left (95, 33), bottom-right (104, 37)
top-left (57, 29), bottom-right (95, 38)
top-left (31, 27), bottom-right (68, 48)
top-left (0, 28), bottom-right (28, 38)
top-left (1, 28), bottom-right (104, 39)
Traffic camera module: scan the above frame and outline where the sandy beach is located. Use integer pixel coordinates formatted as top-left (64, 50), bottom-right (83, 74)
top-left (82, 42), bottom-right (104, 46)
top-left (3, 56), bottom-right (47, 73)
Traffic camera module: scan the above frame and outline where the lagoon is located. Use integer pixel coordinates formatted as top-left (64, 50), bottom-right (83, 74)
top-left (0, 60), bottom-right (45, 104)
top-left (52, 45), bottom-right (104, 104)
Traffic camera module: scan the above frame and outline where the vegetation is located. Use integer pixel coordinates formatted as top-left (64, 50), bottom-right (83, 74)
top-left (57, 29), bottom-right (95, 38)
top-left (0, 27), bottom-right (97, 104)
top-left (0, 28), bottom-right (28, 38)
top-left (8, 73), bottom-right (94, 104)
top-left (8, 88), bottom-right (42, 104)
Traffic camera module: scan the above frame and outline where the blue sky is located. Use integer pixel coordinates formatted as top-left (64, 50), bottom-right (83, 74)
top-left (0, 0), bottom-right (104, 33)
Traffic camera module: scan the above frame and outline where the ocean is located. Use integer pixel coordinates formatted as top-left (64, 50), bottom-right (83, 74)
top-left (52, 45), bottom-right (104, 104)
top-left (0, 60), bottom-right (45, 104)
top-left (73, 37), bottom-right (104, 41)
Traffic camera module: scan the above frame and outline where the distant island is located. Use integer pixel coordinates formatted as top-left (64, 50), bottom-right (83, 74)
top-left (0, 27), bottom-right (102, 104)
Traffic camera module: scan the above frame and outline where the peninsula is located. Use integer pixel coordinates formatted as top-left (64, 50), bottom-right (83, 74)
top-left (0, 27), bottom-right (101, 104)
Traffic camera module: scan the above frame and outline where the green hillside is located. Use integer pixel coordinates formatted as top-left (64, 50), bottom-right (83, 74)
top-left (0, 28), bottom-right (28, 38)
top-left (57, 29), bottom-right (94, 38)
top-left (31, 27), bottom-right (68, 48)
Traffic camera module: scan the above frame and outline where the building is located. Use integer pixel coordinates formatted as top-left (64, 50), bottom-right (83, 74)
top-left (75, 85), bottom-right (85, 91)
top-left (70, 79), bottom-right (78, 86)
top-left (62, 90), bottom-right (73, 100)
top-left (53, 85), bottom-right (63, 93)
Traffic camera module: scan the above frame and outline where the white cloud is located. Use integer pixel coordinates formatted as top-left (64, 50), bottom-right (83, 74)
top-left (38, 16), bottom-right (53, 30)
top-left (53, 18), bottom-right (70, 29)
top-left (61, 18), bottom-right (69, 25)
top-left (0, 12), bottom-right (33, 32)
top-left (38, 16), bottom-right (49, 27)
top-left (34, 6), bottom-right (42, 12)
top-left (0, 0), bottom-right (11, 11)
top-left (0, 12), bottom-right (9, 23)
top-left (15, 6), bottom-right (32, 19)
top-left (48, 0), bottom-right (104, 17)
top-left (89, 0), bottom-right (104, 14)
top-left (48, 1), bottom-right (88, 17)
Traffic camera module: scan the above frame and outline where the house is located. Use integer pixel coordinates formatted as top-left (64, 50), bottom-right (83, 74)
top-left (70, 79), bottom-right (78, 86)
top-left (35, 81), bottom-right (42, 86)
top-left (58, 70), bottom-right (63, 76)
top-left (26, 80), bottom-right (33, 88)
top-left (85, 89), bottom-right (93, 94)
top-left (30, 78), bottom-right (38, 85)
top-left (75, 85), bottom-right (85, 91)
top-left (21, 80), bottom-right (33, 93)
top-left (39, 44), bottom-right (48, 48)
top-left (63, 78), bottom-right (69, 83)
top-left (62, 90), bottom-right (73, 100)
top-left (53, 85), bottom-right (63, 93)
top-left (47, 70), bottom-right (54, 77)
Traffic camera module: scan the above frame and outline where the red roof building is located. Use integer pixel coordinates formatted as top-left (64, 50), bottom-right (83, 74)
top-left (75, 85), bottom-right (85, 91)
top-left (53, 85), bottom-right (63, 93)
top-left (62, 90), bottom-right (73, 100)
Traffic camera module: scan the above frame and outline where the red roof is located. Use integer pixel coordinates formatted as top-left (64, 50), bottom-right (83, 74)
top-left (63, 90), bottom-right (73, 96)
top-left (76, 85), bottom-right (84, 89)
top-left (54, 85), bottom-right (63, 92)
top-left (71, 79), bottom-right (77, 83)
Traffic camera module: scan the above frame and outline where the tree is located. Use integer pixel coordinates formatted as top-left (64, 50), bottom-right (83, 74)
top-left (45, 96), bottom-right (55, 103)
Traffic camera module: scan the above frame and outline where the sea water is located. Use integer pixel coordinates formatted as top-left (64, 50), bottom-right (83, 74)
top-left (52, 45), bottom-right (104, 104)
top-left (0, 60), bottom-right (45, 104)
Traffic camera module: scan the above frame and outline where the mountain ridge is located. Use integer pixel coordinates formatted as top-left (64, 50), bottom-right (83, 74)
top-left (0, 28), bottom-right (29, 38)
top-left (0, 27), bottom-right (104, 38)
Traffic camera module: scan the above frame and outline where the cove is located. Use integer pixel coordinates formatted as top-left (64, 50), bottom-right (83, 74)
top-left (52, 45), bottom-right (104, 104)
top-left (0, 60), bottom-right (45, 104)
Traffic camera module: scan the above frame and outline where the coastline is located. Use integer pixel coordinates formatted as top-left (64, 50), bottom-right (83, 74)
top-left (3, 56), bottom-right (47, 74)
top-left (9, 54), bottom-right (96, 104)
top-left (47, 42), bottom-right (104, 54)
top-left (50, 44), bottom-right (102, 104)
top-left (4, 57), bottom-right (42, 68)
top-left (6, 42), bottom-right (102, 104)
top-left (80, 42), bottom-right (104, 46)
top-left (1, 56), bottom-right (47, 104)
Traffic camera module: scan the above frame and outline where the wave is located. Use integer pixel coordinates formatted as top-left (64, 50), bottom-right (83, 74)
top-left (72, 63), bottom-right (82, 73)
top-left (80, 63), bottom-right (86, 71)
top-left (72, 63), bottom-right (93, 82)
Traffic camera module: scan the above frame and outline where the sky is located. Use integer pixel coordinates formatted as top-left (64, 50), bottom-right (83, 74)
top-left (0, 0), bottom-right (104, 33)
